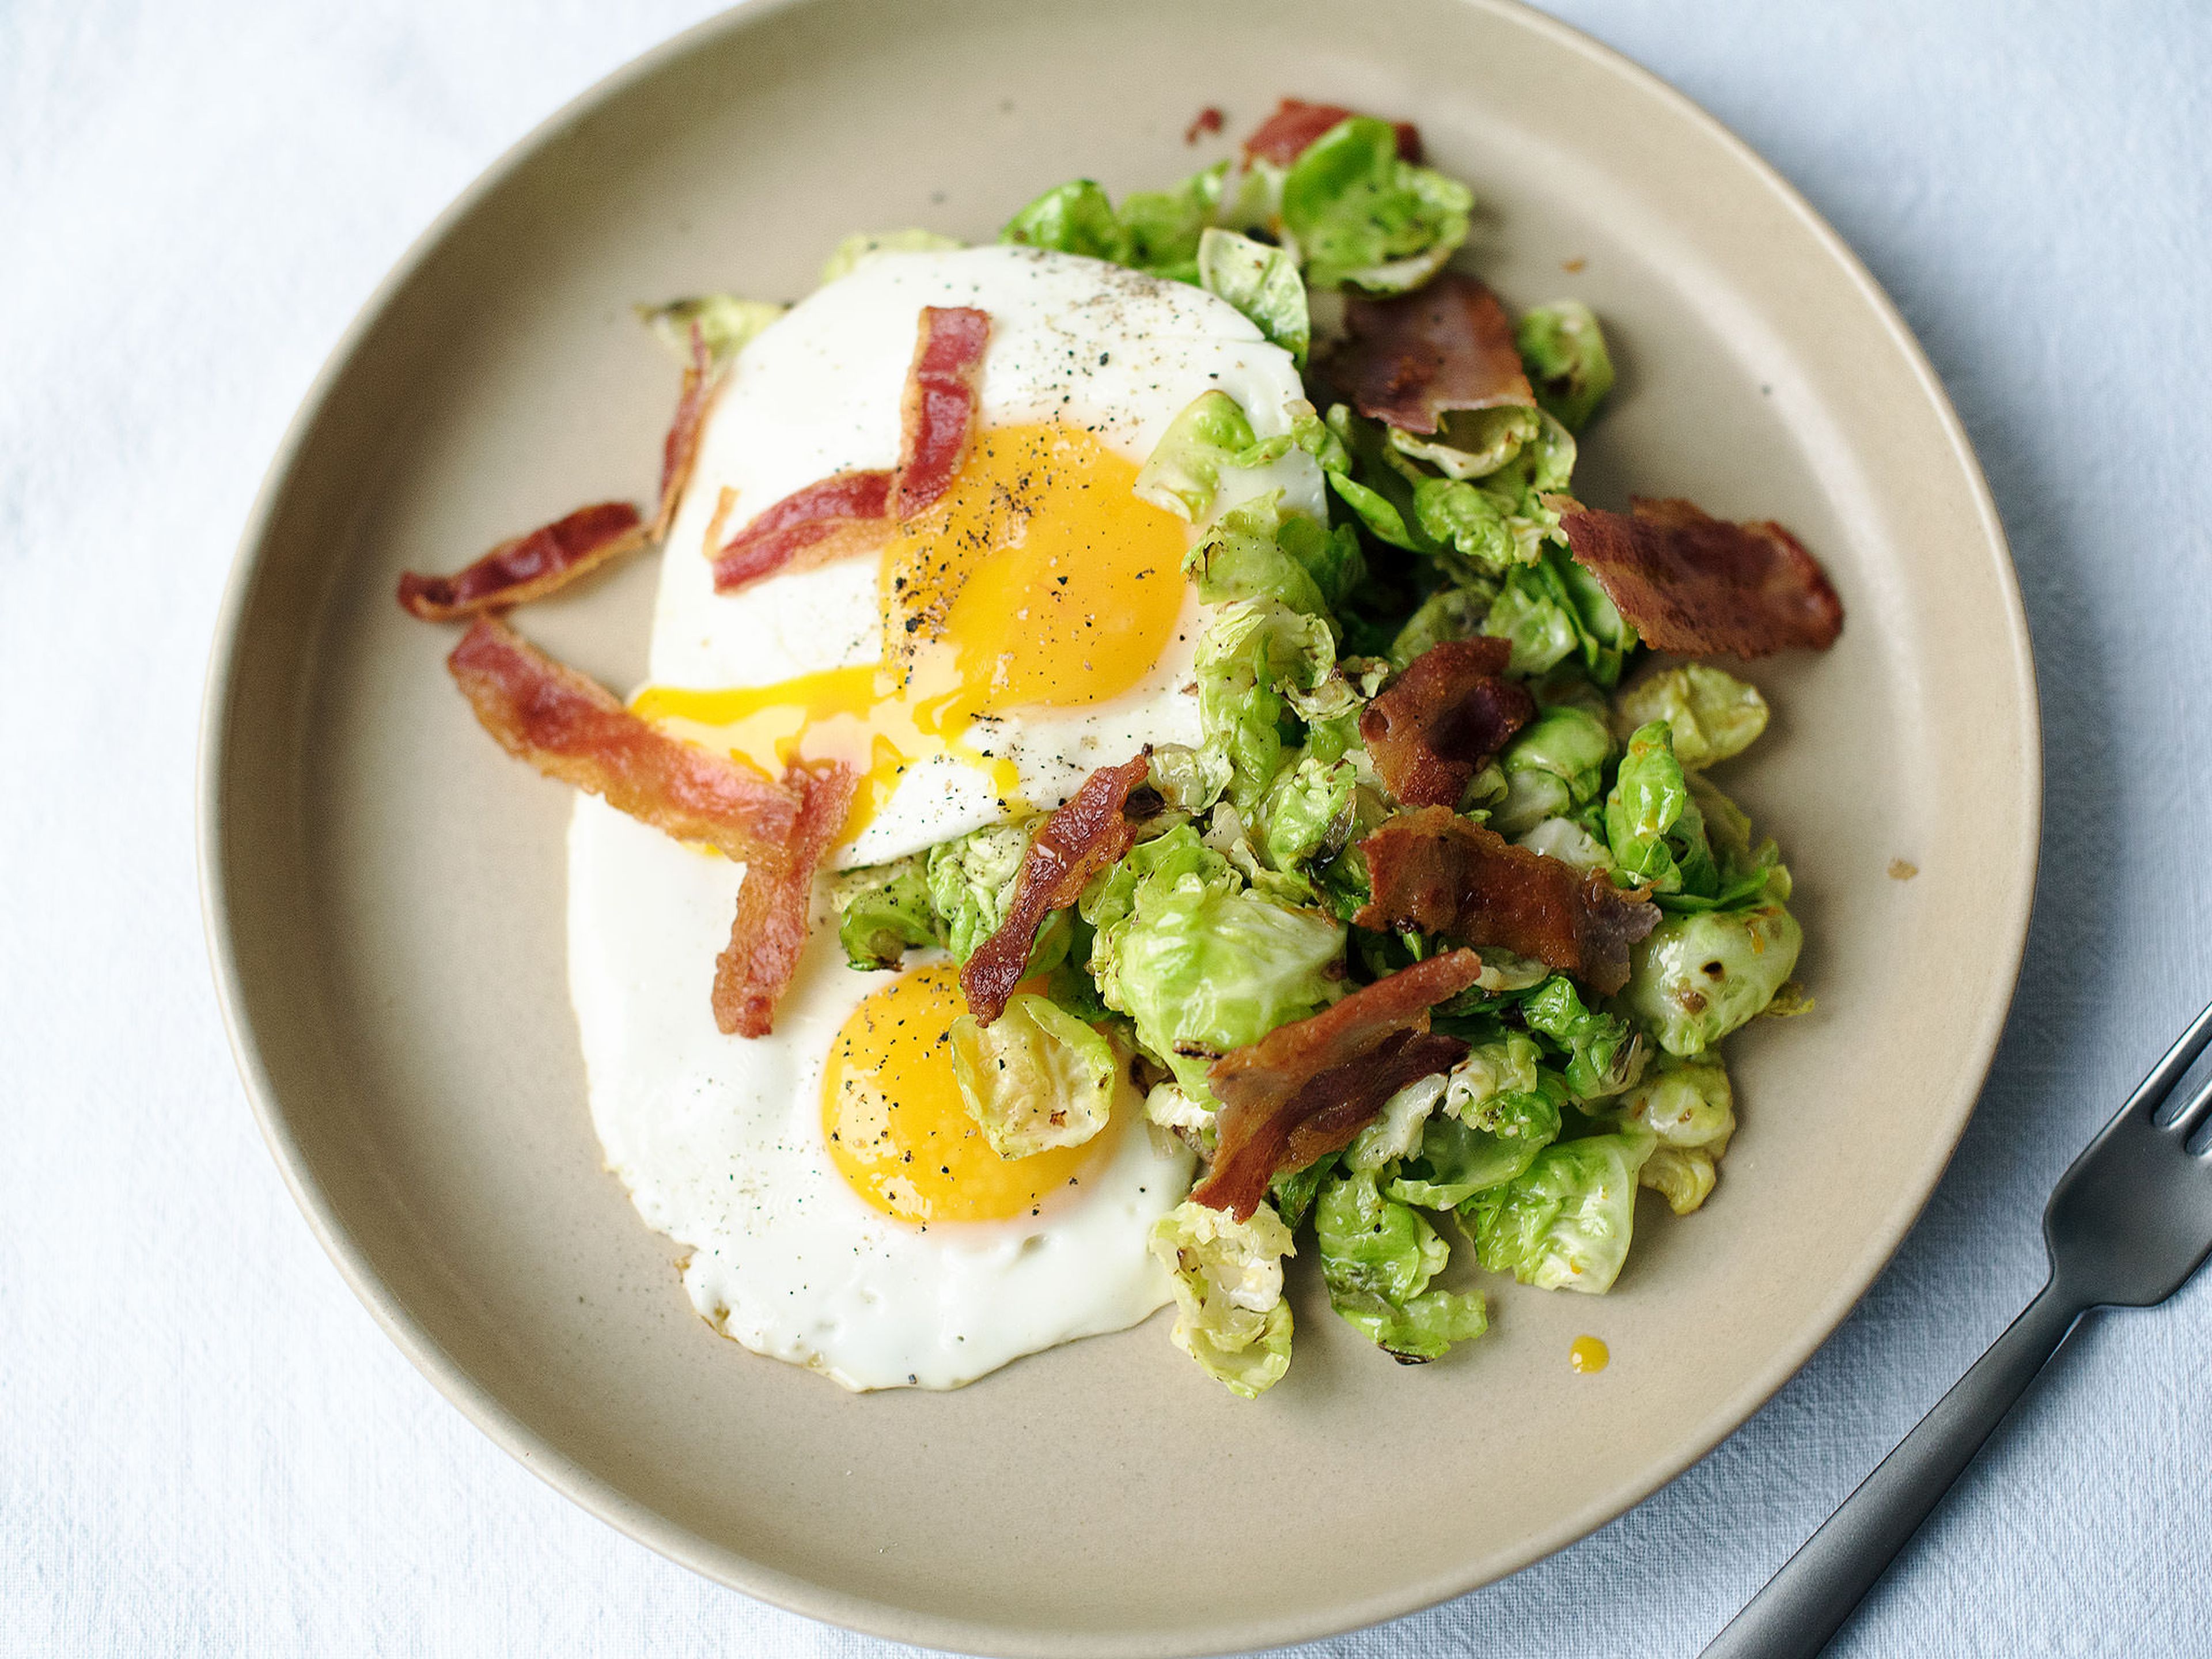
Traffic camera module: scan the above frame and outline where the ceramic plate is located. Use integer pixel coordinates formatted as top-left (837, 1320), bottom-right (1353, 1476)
top-left (199, 1), bottom-right (2038, 1652)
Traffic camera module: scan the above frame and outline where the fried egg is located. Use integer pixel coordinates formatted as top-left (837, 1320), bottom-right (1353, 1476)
top-left (569, 244), bottom-right (1318, 1388)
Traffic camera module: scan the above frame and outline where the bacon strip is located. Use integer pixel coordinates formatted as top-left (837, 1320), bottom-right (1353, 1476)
top-left (1559, 497), bottom-right (1843, 658)
top-left (1191, 951), bottom-right (1484, 1219)
top-left (711, 306), bottom-right (991, 594)
top-left (1242, 98), bottom-right (1422, 166)
top-left (445, 616), bottom-right (797, 863)
top-left (1325, 272), bottom-right (1533, 435)
top-left (396, 326), bottom-right (729, 620)
top-left (398, 502), bottom-right (646, 622)
top-left (960, 752), bottom-right (1159, 1026)
top-left (654, 323), bottom-right (719, 539)
top-left (892, 305), bottom-right (991, 520)
top-left (1354, 809), bottom-right (1658, 995)
top-left (713, 760), bottom-right (857, 1038)
top-left (1360, 638), bottom-right (1535, 808)
top-left (709, 469), bottom-right (895, 592)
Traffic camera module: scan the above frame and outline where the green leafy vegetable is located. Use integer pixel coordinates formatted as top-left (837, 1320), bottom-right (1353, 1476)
top-left (1613, 1052), bottom-right (1734, 1214)
top-left (1255, 753), bottom-right (1361, 873)
top-left (634, 294), bottom-right (786, 368)
top-left (1463, 1129), bottom-right (1657, 1293)
top-left (1279, 117), bottom-right (1474, 293)
top-left (1411, 475), bottom-right (1519, 573)
top-left (1194, 597), bottom-right (1344, 812)
top-left (1270, 1152), bottom-right (1340, 1232)
top-left (1387, 584), bottom-right (1493, 669)
top-left (818, 229), bottom-right (964, 285)
top-left (1149, 1199), bottom-right (1296, 1397)
top-left (1198, 228), bottom-right (1310, 363)
top-left (834, 857), bottom-right (940, 969)
top-left (1315, 1169), bottom-right (1488, 1361)
top-left (1622, 902), bottom-right (1804, 1056)
top-left (924, 824), bottom-right (1068, 974)
top-left (1514, 816), bottom-right (1614, 873)
top-left (1388, 405), bottom-right (1543, 482)
top-left (1604, 720), bottom-right (1719, 896)
top-left (949, 994), bottom-right (1118, 1158)
top-left (1492, 704), bottom-right (1613, 836)
top-left (1389, 1055), bottom-right (1565, 1206)
top-left (1515, 301), bottom-right (1615, 431)
top-left (1134, 391), bottom-right (1259, 524)
top-left (1116, 164), bottom-right (1227, 279)
top-left (1483, 541), bottom-right (1630, 685)
top-left (1084, 825), bottom-right (1345, 1096)
top-left (1001, 179), bottom-right (1128, 262)
top-left (1185, 494), bottom-right (1363, 618)
top-left (1613, 664), bottom-right (1770, 768)
top-left (1521, 975), bottom-right (1645, 1100)
top-left (1346, 1073), bottom-right (1449, 1170)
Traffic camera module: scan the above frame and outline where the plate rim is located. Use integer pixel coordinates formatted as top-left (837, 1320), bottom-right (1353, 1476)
top-left (196, 1), bottom-right (2043, 1652)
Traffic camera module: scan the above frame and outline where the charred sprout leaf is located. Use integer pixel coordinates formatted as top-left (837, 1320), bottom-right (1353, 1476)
top-left (1612, 663), bottom-right (1770, 768)
top-left (1280, 118), bottom-right (1473, 293)
top-left (1198, 228), bottom-right (1310, 363)
top-left (949, 994), bottom-right (1118, 1158)
top-left (1623, 902), bottom-right (1804, 1056)
top-left (1462, 1129), bottom-right (1656, 1293)
top-left (1613, 1052), bottom-right (1734, 1214)
top-left (1256, 753), bottom-right (1361, 872)
top-left (1516, 301), bottom-right (1615, 432)
top-left (818, 229), bottom-right (964, 286)
top-left (1316, 1168), bottom-right (1488, 1361)
top-left (1149, 1199), bottom-right (1296, 1397)
top-left (635, 294), bottom-right (786, 367)
top-left (834, 857), bottom-right (941, 969)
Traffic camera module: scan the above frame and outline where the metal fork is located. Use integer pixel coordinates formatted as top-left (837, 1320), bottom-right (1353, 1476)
top-left (1703, 999), bottom-right (2212, 1658)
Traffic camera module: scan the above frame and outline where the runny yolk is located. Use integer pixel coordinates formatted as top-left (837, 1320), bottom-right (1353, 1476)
top-left (1569, 1335), bottom-right (1610, 1374)
top-left (821, 964), bottom-right (1123, 1223)
top-left (633, 422), bottom-right (1190, 840)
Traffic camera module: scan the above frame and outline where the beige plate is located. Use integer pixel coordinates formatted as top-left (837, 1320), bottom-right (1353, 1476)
top-left (198, 0), bottom-right (2039, 1652)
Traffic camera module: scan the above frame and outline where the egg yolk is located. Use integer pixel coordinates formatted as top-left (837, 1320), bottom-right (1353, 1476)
top-left (634, 422), bottom-right (1190, 840)
top-left (821, 964), bottom-right (1123, 1223)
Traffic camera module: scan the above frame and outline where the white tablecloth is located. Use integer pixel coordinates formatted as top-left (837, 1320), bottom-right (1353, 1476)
top-left (6, 2), bottom-right (2209, 1653)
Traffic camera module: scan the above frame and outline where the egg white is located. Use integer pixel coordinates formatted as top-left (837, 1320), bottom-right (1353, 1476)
top-left (648, 243), bottom-right (1323, 866)
top-left (569, 245), bottom-right (1314, 1388)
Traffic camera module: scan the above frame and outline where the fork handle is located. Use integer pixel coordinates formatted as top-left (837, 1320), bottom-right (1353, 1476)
top-left (1700, 1279), bottom-right (2087, 1659)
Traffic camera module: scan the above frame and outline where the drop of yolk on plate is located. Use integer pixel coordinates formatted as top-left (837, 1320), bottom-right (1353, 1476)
top-left (821, 963), bottom-right (1123, 1224)
top-left (634, 422), bottom-right (1190, 842)
top-left (1569, 1335), bottom-right (1609, 1374)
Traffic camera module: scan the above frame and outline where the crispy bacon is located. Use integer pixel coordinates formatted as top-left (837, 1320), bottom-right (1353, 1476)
top-left (713, 760), bottom-right (857, 1038)
top-left (1325, 271), bottom-right (1533, 435)
top-left (1191, 951), bottom-right (1483, 1219)
top-left (709, 469), bottom-right (895, 592)
top-left (1241, 98), bottom-right (1422, 166)
top-left (711, 306), bottom-right (991, 594)
top-left (655, 323), bottom-right (719, 539)
top-left (1558, 497), bottom-right (1844, 658)
top-left (1354, 808), bottom-right (1658, 995)
top-left (960, 752), bottom-right (1158, 1026)
top-left (397, 325), bottom-right (728, 620)
top-left (1359, 638), bottom-right (1535, 808)
top-left (397, 502), bottom-right (646, 622)
top-left (892, 305), bottom-right (990, 520)
top-left (445, 616), bottom-right (797, 863)
top-left (1184, 105), bottom-right (1225, 145)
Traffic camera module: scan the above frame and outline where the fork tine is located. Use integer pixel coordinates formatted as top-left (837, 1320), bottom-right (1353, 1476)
top-left (2133, 998), bottom-right (2212, 1123)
